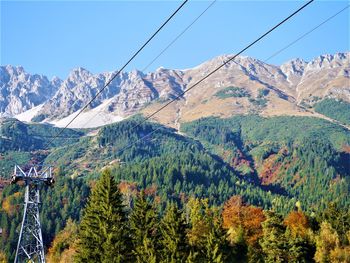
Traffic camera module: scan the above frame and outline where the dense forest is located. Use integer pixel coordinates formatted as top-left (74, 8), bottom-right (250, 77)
top-left (0, 114), bottom-right (349, 261)
top-left (39, 170), bottom-right (350, 262)
top-left (0, 118), bottom-right (83, 152)
top-left (314, 98), bottom-right (350, 126)
top-left (181, 115), bottom-right (350, 211)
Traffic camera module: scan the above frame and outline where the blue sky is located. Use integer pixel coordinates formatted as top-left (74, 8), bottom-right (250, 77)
top-left (1, 0), bottom-right (349, 79)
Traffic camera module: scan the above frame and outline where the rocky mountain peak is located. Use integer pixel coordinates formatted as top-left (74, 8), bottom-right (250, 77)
top-left (68, 67), bottom-right (92, 82)
top-left (4, 65), bottom-right (25, 75)
top-left (51, 76), bottom-right (63, 86)
top-left (128, 69), bottom-right (144, 79)
top-left (280, 58), bottom-right (307, 80)
top-left (0, 66), bottom-right (59, 116)
top-left (305, 52), bottom-right (349, 71)
top-left (1, 52), bottom-right (348, 127)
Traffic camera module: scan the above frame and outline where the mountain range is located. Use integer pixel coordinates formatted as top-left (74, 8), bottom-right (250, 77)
top-left (1, 52), bottom-right (350, 262)
top-left (0, 52), bottom-right (349, 128)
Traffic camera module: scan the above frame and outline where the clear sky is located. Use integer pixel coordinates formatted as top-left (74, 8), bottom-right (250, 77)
top-left (1, 0), bottom-right (349, 79)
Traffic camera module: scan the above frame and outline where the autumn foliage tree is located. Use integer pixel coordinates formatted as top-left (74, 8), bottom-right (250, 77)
top-left (222, 195), bottom-right (265, 261)
top-left (0, 250), bottom-right (7, 263)
top-left (222, 195), bottom-right (265, 246)
top-left (284, 211), bottom-right (309, 238)
top-left (47, 219), bottom-right (78, 263)
top-left (284, 210), bottom-right (316, 262)
top-left (314, 221), bottom-right (340, 263)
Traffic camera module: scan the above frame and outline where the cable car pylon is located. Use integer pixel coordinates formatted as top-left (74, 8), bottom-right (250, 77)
top-left (11, 165), bottom-right (54, 263)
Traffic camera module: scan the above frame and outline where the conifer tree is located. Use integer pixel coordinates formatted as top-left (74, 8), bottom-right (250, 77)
top-left (75, 169), bottom-right (128, 263)
top-left (260, 211), bottom-right (287, 263)
top-left (202, 219), bottom-right (227, 263)
top-left (187, 198), bottom-right (230, 262)
top-left (285, 230), bottom-right (315, 263)
top-left (129, 191), bottom-right (159, 263)
top-left (159, 203), bottom-right (189, 263)
top-left (321, 202), bottom-right (350, 245)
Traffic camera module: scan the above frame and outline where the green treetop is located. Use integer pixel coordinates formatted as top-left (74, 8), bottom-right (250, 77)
top-left (75, 169), bottom-right (128, 263)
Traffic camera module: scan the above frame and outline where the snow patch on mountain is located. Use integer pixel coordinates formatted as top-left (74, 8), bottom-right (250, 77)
top-left (15, 103), bottom-right (44, 122)
top-left (50, 98), bottom-right (124, 128)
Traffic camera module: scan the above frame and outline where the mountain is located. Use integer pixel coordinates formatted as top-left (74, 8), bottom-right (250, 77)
top-left (1, 53), bottom-right (349, 262)
top-left (143, 52), bottom-right (349, 127)
top-left (0, 65), bottom-right (60, 117)
top-left (33, 67), bottom-right (187, 127)
top-left (0, 52), bottom-right (349, 128)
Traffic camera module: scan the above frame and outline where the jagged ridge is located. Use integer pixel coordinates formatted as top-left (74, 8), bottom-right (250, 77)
top-left (0, 52), bottom-right (348, 128)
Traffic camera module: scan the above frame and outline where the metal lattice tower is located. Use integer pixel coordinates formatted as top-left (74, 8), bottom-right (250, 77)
top-left (11, 165), bottom-right (54, 263)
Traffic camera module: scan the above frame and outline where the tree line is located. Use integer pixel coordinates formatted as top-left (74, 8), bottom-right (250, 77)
top-left (45, 170), bottom-right (350, 263)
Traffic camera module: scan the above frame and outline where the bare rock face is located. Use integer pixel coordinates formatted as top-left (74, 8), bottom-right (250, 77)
top-left (280, 58), bottom-right (307, 87)
top-left (33, 67), bottom-right (188, 123)
top-left (1, 52), bottom-right (349, 127)
top-left (294, 52), bottom-right (350, 104)
top-left (0, 65), bottom-right (59, 117)
top-left (37, 67), bottom-right (121, 119)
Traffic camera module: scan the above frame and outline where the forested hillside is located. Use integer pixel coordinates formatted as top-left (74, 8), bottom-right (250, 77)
top-left (181, 115), bottom-right (350, 211)
top-left (314, 98), bottom-right (350, 126)
top-left (0, 118), bottom-right (84, 152)
top-left (46, 170), bottom-right (350, 262)
top-left (44, 117), bottom-right (292, 209)
top-left (0, 115), bottom-right (349, 261)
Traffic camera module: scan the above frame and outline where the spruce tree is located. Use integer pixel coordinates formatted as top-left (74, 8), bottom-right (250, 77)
top-left (286, 233), bottom-right (314, 263)
top-left (321, 202), bottom-right (350, 245)
top-left (159, 203), bottom-right (189, 263)
top-left (202, 221), bottom-right (226, 263)
top-left (129, 191), bottom-right (159, 263)
top-left (75, 169), bottom-right (128, 263)
top-left (259, 211), bottom-right (287, 263)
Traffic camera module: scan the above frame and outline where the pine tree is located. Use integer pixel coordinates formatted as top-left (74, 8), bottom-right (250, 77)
top-left (75, 169), bottom-right (128, 263)
top-left (129, 191), bottom-right (159, 263)
top-left (260, 211), bottom-right (287, 263)
top-left (159, 203), bottom-right (189, 263)
top-left (321, 202), bottom-right (350, 245)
